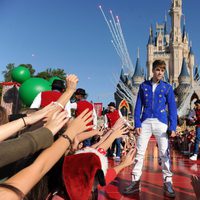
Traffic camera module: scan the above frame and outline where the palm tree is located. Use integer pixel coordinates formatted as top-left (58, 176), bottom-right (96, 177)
top-left (36, 68), bottom-right (66, 80)
top-left (51, 68), bottom-right (66, 80)
top-left (2, 63), bottom-right (15, 82)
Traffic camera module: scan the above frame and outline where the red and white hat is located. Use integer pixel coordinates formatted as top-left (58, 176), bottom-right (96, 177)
top-left (62, 147), bottom-right (108, 200)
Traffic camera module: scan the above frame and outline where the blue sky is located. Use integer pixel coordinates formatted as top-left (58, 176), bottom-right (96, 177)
top-left (0, 0), bottom-right (200, 107)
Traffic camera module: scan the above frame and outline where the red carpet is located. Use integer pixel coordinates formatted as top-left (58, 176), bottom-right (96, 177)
top-left (98, 140), bottom-right (200, 199)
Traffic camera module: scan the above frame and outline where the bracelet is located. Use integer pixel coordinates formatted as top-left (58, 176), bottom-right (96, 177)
top-left (53, 101), bottom-right (64, 110)
top-left (62, 134), bottom-right (73, 149)
top-left (21, 117), bottom-right (27, 127)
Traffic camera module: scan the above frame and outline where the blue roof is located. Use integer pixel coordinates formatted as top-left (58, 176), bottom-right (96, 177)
top-left (133, 57), bottom-right (143, 77)
top-left (148, 35), bottom-right (154, 45)
top-left (194, 65), bottom-right (199, 81)
top-left (148, 25), bottom-right (154, 45)
top-left (179, 58), bottom-right (190, 77)
top-left (120, 68), bottom-right (126, 83)
top-left (164, 22), bottom-right (168, 35)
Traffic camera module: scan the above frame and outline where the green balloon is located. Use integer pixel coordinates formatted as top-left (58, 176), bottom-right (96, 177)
top-left (19, 78), bottom-right (51, 106)
top-left (11, 66), bottom-right (31, 84)
top-left (49, 76), bottom-right (62, 85)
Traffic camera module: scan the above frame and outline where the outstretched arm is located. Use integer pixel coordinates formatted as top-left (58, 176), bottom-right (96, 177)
top-left (1, 109), bottom-right (93, 199)
top-left (0, 103), bottom-right (57, 142)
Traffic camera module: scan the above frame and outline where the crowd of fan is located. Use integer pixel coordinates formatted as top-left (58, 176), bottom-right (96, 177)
top-left (173, 117), bottom-right (196, 156)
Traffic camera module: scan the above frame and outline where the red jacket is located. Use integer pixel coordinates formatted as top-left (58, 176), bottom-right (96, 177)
top-left (76, 100), bottom-right (94, 127)
top-left (195, 108), bottom-right (200, 127)
top-left (106, 110), bottom-right (120, 128)
top-left (41, 91), bottom-right (62, 108)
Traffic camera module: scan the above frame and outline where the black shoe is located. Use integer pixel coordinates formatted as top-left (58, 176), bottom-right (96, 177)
top-left (164, 182), bottom-right (175, 198)
top-left (123, 180), bottom-right (140, 195)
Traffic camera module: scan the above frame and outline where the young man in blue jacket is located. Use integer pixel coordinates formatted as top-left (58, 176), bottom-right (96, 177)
top-left (123, 60), bottom-right (177, 198)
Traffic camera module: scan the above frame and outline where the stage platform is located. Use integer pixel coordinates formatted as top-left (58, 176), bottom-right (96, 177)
top-left (98, 140), bottom-right (200, 200)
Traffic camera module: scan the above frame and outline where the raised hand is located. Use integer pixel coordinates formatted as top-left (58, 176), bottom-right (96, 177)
top-left (112, 118), bottom-right (125, 131)
top-left (63, 109), bottom-right (93, 139)
top-left (44, 110), bottom-right (69, 135)
top-left (66, 74), bottom-right (78, 92)
top-left (25, 102), bottom-right (58, 125)
top-left (112, 126), bottom-right (129, 139)
top-left (121, 149), bottom-right (137, 167)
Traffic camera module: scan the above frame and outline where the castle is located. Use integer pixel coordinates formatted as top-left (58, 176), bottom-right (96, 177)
top-left (115, 0), bottom-right (200, 117)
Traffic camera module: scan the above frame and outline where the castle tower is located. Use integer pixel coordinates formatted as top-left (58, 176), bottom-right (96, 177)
top-left (189, 45), bottom-right (195, 86)
top-left (169, 0), bottom-right (183, 85)
top-left (178, 57), bottom-right (190, 84)
top-left (132, 48), bottom-right (144, 85)
top-left (147, 25), bottom-right (154, 79)
top-left (146, 0), bottom-right (195, 87)
top-left (175, 57), bottom-right (190, 106)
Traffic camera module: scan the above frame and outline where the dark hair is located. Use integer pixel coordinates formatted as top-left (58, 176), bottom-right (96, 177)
top-left (152, 60), bottom-right (166, 70)
top-left (0, 106), bottom-right (8, 125)
top-left (52, 80), bottom-right (65, 92)
top-left (74, 88), bottom-right (88, 100)
top-left (0, 183), bottom-right (27, 200)
top-left (108, 102), bottom-right (116, 108)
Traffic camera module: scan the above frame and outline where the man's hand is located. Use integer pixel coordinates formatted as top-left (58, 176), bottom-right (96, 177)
top-left (135, 127), bottom-right (142, 136)
top-left (170, 131), bottom-right (176, 138)
top-left (167, 130), bottom-right (176, 138)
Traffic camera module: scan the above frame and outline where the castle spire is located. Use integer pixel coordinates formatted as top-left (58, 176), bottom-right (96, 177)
top-left (137, 47), bottom-right (140, 58)
top-left (189, 41), bottom-right (194, 55)
top-left (148, 25), bottom-right (154, 45)
top-left (133, 48), bottom-right (143, 77)
top-left (169, 0), bottom-right (182, 43)
top-left (120, 67), bottom-right (126, 83)
top-left (194, 65), bottom-right (200, 81)
top-left (179, 58), bottom-right (190, 78)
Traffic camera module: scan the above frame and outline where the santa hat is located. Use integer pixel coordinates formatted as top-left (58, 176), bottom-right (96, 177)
top-left (62, 147), bottom-right (108, 200)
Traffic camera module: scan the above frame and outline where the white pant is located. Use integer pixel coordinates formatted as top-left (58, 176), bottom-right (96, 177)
top-left (132, 118), bottom-right (173, 183)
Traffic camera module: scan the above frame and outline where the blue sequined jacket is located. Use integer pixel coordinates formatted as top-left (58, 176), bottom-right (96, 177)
top-left (134, 80), bottom-right (177, 131)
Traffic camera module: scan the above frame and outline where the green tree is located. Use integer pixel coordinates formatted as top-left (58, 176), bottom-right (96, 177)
top-left (51, 68), bottom-right (66, 80)
top-left (36, 70), bottom-right (52, 80)
top-left (36, 68), bottom-right (66, 80)
top-left (2, 63), bottom-right (15, 82)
